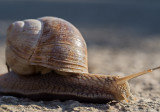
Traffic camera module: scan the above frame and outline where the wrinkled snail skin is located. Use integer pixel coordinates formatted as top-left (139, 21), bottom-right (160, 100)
top-left (0, 71), bottom-right (129, 103)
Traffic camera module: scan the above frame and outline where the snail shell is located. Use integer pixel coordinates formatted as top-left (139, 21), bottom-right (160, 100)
top-left (6, 17), bottom-right (88, 75)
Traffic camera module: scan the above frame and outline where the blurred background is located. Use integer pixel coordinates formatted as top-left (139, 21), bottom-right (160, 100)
top-left (0, 0), bottom-right (160, 74)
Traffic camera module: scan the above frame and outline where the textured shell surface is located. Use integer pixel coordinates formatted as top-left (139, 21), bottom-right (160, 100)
top-left (6, 16), bottom-right (88, 75)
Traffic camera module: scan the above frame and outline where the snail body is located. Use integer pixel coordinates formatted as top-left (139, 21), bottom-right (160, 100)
top-left (0, 16), bottom-right (159, 103)
top-left (0, 72), bottom-right (129, 103)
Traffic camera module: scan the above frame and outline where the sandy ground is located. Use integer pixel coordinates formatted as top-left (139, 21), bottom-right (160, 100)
top-left (0, 0), bottom-right (160, 111)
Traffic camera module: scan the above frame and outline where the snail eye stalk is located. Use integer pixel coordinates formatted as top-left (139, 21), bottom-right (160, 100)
top-left (117, 66), bottom-right (160, 84)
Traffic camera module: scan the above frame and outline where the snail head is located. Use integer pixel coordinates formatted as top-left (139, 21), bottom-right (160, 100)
top-left (114, 66), bottom-right (160, 102)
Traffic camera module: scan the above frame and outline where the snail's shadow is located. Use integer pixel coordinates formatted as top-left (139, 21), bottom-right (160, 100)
top-left (0, 95), bottom-right (119, 111)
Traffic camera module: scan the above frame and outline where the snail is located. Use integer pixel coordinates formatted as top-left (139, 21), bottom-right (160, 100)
top-left (0, 16), bottom-right (159, 103)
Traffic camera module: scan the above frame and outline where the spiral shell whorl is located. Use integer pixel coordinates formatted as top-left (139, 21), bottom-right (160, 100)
top-left (6, 17), bottom-right (88, 75)
top-left (6, 19), bottom-right (43, 75)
